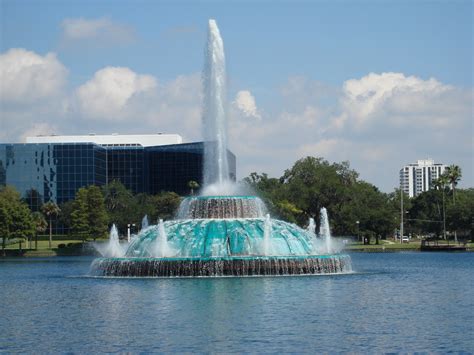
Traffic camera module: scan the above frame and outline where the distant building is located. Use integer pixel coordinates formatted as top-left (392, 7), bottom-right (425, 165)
top-left (0, 134), bottom-right (236, 210)
top-left (399, 159), bottom-right (446, 198)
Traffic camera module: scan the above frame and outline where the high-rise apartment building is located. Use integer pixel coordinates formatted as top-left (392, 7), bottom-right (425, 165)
top-left (399, 159), bottom-right (446, 198)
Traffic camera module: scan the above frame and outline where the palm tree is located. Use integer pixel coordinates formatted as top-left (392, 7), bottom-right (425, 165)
top-left (444, 165), bottom-right (462, 242)
top-left (32, 212), bottom-right (47, 250)
top-left (41, 201), bottom-right (61, 249)
top-left (188, 181), bottom-right (200, 196)
top-left (433, 175), bottom-right (449, 240)
top-left (445, 165), bottom-right (462, 203)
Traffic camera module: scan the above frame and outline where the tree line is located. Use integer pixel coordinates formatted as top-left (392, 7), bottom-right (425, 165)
top-left (244, 157), bottom-right (472, 243)
top-left (1, 156), bottom-right (472, 254)
top-left (0, 181), bottom-right (181, 254)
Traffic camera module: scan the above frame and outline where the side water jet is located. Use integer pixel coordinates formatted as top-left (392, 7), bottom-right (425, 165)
top-left (153, 219), bottom-right (171, 258)
top-left (262, 214), bottom-right (272, 255)
top-left (141, 215), bottom-right (149, 230)
top-left (100, 224), bottom-right (124, 258)
top-left (319, 208), bottom-right (332, 254)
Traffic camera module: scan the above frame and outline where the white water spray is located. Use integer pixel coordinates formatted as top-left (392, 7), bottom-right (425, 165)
top-left (262, 214), bottom-right (272, 255)
top-left (202, 19), bottom-right (230, 192)
top-left (153, 219), bottom-right (171, 257)
top-left (319, 208), bottom-right (332, 254)
top-left (141, 215), bottom-right (149, 230)
top-left (101, 224), bottom-right (124, 257)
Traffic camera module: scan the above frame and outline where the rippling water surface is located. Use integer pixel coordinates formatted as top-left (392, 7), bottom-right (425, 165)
top-left (0, 253), bottom-right (472, 353)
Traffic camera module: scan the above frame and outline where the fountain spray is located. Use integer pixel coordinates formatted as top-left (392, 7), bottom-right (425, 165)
top-left (202, 19), bottom-right (230, 193)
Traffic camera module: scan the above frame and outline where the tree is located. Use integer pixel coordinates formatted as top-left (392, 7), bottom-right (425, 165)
top-left (409, 190), bottom-right (444, 237)
top-left (433, 175), bottom-right (449, 239)
top-left (446, 189), bottom-right (474, 241)
top-left (188, 180), bottom-right (199, 196)
top-left (24, 188), bottom-right (43, 212)
top-left (244, 157), bottom-right (397, 240)
top-left (0, 186), bottom-right (35, 255)
top-left (0, 203), bottom-right (12, 255)
top-left (153, 192), bottom-right (182, 221)
top-left (444, 165), bottom-right (462, 242)
top-left (102, 180), bottom-right (135, 232)
top-left (445, 165), bottom-right (462, 203)
top-left (70, 188), bottom-right (90, 241)
top-left (32, 212), bottom-right (47, 249)
top-left (86, 186), bottom-right (108, 240)
top-left (41, 201), bottom-right (61, 248)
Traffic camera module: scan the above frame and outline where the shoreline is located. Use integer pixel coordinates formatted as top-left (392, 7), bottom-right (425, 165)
top-left (1, 246), bottom-right (472, 258)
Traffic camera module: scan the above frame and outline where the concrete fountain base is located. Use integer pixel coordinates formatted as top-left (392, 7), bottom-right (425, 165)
top-left (90, 254), bottom-right (352, 277)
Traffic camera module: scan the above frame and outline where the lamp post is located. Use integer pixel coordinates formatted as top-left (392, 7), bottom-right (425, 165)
top-left (127, 223), bottom-right (136, 242)
top-left (356, 221), bottom-right (360, 243)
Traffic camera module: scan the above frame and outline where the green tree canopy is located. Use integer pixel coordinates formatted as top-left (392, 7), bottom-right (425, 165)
top-left (0, 186), bottom-right (35, 254)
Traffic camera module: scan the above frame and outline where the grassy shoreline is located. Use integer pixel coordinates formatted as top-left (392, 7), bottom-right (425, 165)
top-left (1, 239), bottom-right (472, 257)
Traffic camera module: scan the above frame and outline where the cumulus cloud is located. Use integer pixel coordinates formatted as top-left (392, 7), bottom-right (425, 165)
top-left (233, 90), bottom-right (261, 119)
top-left (1, 54), bottom-right (471, 192)
top-left (75, 67), bottom-right (157, 120)
top-left (0, 48), bottom-right (67, 103)
top-left (61, 17), bottom-right (135, 44)
top-left (229, 73), bottom-right (472, 191)
top-left (337, 72), bottom-right (456, 129)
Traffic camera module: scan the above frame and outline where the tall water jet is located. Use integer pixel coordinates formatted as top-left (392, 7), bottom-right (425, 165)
top-left (319, 208), bottom-right (332, 254)
top-left (202, 19), bottom-right (229, 191)
top-left (141, 215), bottom-right (149, 230)
top-left (102, 224), bottom-right (124, 257)
top-left (262, 214), bottom-right (272, 255)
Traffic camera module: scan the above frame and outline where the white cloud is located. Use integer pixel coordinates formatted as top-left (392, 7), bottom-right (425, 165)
top-left (0, 48), bottom-right (67, 103)
top-left (233, 90), bottom-right (261, 119)
top-left (338, 72), bottom-right (454, 128)
top-left (61, 17), bottom-right (135, 43)
top-left (75, 67), bottom-right (157, 120)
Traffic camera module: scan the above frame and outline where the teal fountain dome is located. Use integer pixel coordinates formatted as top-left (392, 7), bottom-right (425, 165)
top-left (91, 195), bottom-right (352, 277)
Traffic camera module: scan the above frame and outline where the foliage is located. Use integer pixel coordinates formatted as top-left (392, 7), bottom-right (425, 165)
top-left (70, 186), bottom-right (108, 240)
top-left (188, 180), bottom-right (200, 196)
top-left (102, 181), bottom-right (181, 235)
top-left (0, 186), bottom-right (35, 253)
top-left (245, 157), bottom-right (396, 242)
top-left (86, 185), bottom-right (108, 240)
top-left (444, 165), bottom-right (462, 202)
top-left (42, 201), bottom-right (61, 247)
top-left (70, 188), bottom-right (90, 240)
top-left (102, 180), bottom-right (135, 233)
top-left (446, 189), bottom-right (474, 239)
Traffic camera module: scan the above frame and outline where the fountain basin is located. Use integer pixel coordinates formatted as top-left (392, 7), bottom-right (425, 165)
top-left (91, 254), bottom-right (352, 277)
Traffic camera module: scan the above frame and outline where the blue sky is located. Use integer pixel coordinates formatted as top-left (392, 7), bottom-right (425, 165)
top-left (1, 0), bottom-right (472, 191)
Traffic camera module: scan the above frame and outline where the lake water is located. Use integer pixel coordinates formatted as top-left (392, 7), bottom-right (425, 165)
top-left (0, 253), bottom-right (472, 353)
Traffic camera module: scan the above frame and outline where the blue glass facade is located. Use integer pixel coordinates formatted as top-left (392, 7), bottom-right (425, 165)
top-left (0, 141), bottom-right (236, 203)
top-left (0, 143), bottom-right (107, 209)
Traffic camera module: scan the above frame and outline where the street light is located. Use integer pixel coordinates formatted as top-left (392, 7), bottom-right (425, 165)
top-left (127, 223), bottom-right (136, 242)
top-left (356, 221), bottom-right (360, 243)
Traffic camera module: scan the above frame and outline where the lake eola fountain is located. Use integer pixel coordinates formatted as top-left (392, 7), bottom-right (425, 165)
top-left (90, 19), bottom-right (352, 277)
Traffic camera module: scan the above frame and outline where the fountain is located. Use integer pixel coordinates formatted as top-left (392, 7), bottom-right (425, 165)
top-left (141, 215), bottom-right (149, 230)
top-left (90, 19), bottom-right (352, 277)
top-left (95, 224), bottom-right (125, 258)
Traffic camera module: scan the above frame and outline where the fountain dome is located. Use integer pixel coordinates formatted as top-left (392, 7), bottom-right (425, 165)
top-left (91, 196), bottom-right (352, 277)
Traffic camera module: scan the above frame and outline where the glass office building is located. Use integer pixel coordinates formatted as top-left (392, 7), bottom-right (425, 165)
top-left (0, 143), bottom-right (107, 210)
top-left (0, 139), bottom-right (236, 206)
